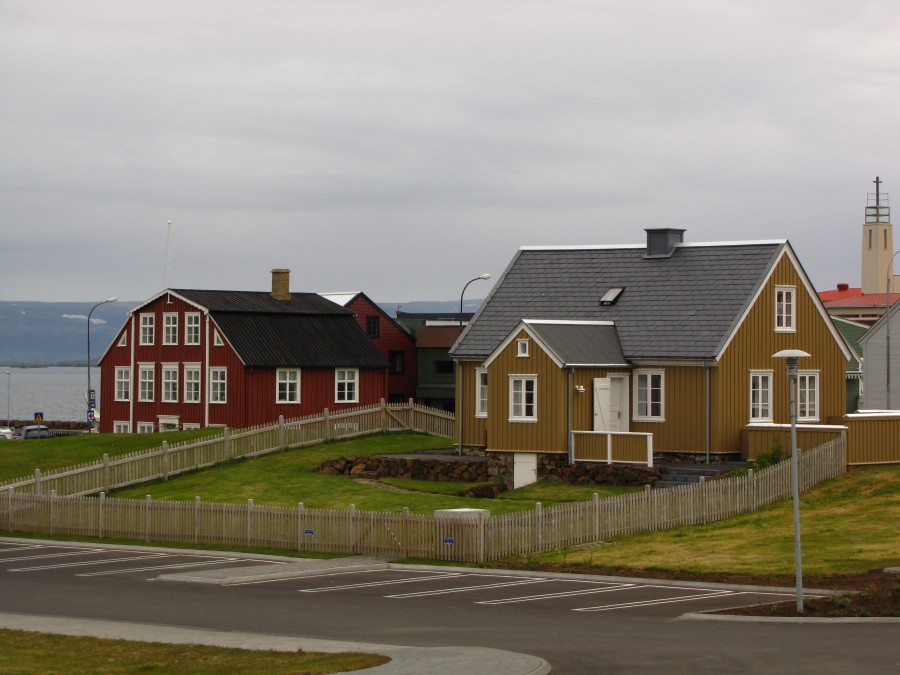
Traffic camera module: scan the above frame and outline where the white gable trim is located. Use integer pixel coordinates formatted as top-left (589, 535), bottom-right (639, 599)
top-left (519, 239), bottom-right (787, 252)
top-left (714, 243), bottom-right (854, 363)
top-left (127, 290), bottom-right (210, 317)
top-left (484, 321), bottom-right (565, 370)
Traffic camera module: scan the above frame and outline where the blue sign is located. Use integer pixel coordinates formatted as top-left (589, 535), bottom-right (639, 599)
top-left (304, 529), bottom-right (315, 536)
top-left (89, 390), bottom-right (96, 409)
top-left (34, 412), bottom-right (43, 423)
top-left (87, 409), bottom-right (95, 423)
top-left (443, 537), bottom-right (455, 545)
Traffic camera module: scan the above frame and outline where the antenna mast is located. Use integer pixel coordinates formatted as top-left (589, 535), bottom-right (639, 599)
top-left (165, 220), bottom-right (173, 288)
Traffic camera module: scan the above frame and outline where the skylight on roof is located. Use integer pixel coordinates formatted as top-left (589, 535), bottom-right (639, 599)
top-left (599, 287), bottom-right (624, 306)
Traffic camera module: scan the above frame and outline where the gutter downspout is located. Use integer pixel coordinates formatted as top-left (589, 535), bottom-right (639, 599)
top-left (129, 315), bottom-right (135, 432)
top-left (567, 367), bottom-right (574, 464)
top-left (204, 313), bottom-right (210, 427)
top-left (705, 365), bottom-right (711, 463)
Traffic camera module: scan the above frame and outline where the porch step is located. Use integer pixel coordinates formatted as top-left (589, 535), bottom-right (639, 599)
top-left (653, 462), bottom-right (747, 489)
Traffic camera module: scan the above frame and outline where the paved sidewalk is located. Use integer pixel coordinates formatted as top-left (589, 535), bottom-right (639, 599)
top-left (0, 612), bottom-right (551, 675)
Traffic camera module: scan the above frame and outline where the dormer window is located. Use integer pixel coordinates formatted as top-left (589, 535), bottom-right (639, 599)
top-left (517, 339), bottom-right (529, 357)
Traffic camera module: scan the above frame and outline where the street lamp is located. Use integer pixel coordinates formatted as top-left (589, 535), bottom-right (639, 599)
top-left (773, 348), bottom-right (811, 613)
top-left (5, 370), bottom-right (9, 427)
top-left (87, 297), bottom-right (118, 425)
top-left (886, 250), bottom-right (899, 410)
top-left (458, 274), bottom-right (491, 455)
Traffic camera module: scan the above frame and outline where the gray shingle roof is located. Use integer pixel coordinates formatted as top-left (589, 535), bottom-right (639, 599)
top-left (521, 321), bottom-right (629, 367)
top-left (175, 289), bottom-right (348, 315)
top-left (452, 242), bottom-right (784, 361)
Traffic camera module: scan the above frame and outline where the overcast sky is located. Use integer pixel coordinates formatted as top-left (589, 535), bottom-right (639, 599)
top-left (2, 1), bottom-right (899, 305)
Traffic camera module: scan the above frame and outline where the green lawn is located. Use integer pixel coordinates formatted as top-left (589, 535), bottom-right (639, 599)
top-left (519, 464), bottom-right (900, 577)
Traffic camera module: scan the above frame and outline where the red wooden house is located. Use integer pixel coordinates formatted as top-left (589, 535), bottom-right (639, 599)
top-left (98, 270), bottom-right (389, 433)
top-left (320, 292), bottom-right (417, 403)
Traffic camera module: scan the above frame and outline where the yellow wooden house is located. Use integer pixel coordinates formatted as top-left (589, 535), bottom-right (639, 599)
top-left (451, 229), bottom-right (852, 486)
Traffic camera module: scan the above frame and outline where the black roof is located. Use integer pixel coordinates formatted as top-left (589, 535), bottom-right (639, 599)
top-left (518, 321), bottom-right (630, 368)
top-left (453, 242), bottom-right (785, 361)
top-left (169, 289), bottom-right (387, 368)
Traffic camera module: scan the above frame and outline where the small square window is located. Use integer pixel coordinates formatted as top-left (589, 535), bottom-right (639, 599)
top-left (517, 339), bottom-right (529, 357)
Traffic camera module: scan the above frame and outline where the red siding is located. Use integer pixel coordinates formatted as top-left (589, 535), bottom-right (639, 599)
top-left (98, 292), bottom-right (388, 432)
top-left (345, 295), bottom-right (417, 402)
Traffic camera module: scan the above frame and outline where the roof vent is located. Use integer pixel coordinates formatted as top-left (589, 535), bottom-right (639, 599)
top-left (644, 228), bottom-right (685, 259)
top-left (599, 287), bottom-right (624, 305)
top-left (271, 268), bottom-right (291, 302)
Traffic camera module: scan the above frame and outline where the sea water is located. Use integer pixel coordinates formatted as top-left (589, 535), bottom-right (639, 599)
top-left (0, 366), bottom-right (99, 423)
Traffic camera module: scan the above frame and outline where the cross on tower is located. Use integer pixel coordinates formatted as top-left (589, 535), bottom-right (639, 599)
top-left (874, 176), bottom-right (882, 203)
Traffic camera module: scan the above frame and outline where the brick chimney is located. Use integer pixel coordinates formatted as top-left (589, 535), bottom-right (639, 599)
top-left (271, 269), bottom-right (291, 301)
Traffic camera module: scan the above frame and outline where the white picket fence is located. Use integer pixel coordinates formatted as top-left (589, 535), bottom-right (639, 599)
top-left (0, 400), bottom-right (455, 498)
top-left (0, 437), bottom-right (846, 563)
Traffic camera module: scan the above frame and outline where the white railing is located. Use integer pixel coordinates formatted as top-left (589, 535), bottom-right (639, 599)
top-left (571, 430), bottom-right (654, 467)
top-left (0, 437), bottom-right (846, 564)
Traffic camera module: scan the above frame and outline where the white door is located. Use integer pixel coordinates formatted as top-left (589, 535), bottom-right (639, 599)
top-left (593, 378), bottom-right (612, 432)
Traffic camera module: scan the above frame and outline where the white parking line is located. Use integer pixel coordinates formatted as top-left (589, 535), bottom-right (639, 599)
top-left (300, 573), bottom-right (463, 593)
top-left (77, 558), bottom-right (243, 577)
top-left (387, 578), bottom-right (549, 598)
top-left (9, 553), bottom-right (168, 572)
top-left (477, 583), bottom-right (637, 605)
top-left (575, 590), bottom-right (734, 612)
top-left (0, 548), bottom-right (108, 563)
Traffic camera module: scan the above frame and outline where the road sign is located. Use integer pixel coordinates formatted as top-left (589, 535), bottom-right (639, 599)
top-left (89, 389), bottom-right (96, 409)
top-left (87, 409), bottom-right (95, 423)
top-left (34, 413), bottom-right (43, 423)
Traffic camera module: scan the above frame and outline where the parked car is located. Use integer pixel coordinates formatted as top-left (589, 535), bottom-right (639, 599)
top-left (19, 424), bottom-right (52, 439)
top-left (0, 426), bottom-right (12, 440)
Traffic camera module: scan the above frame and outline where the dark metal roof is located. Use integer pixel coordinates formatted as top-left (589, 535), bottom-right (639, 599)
top-left (452, 242), bottom-right (784, 361)
top-left (522, 321), bottom-right (630, 367)
top-left (174, 289), bottom-right (350, 315)
top-left (213, 313), bottom-right (389, 368)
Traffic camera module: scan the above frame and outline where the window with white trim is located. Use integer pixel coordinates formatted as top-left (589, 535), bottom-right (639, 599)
top-left (214, 331), bottom-right (224, 346)
top-left (775, 286), bottom-right (796, 332)
top-left (797, 372), bottom-right (819, 421)
top-left (137, 422), bottom-right (155, 434)
top-left (185, 313), bottom-right (201, 345)
top-left (139, 365), bottom-right (155, 402)
top-left (749, 371), bottom-right (773, 422)
top-left (634, 370), bottom-right (664, 421)
top-left (509, 375), bottom-right (537, 421)
top-left (117, 333), bottom-right (127, 347)
top-left (277, 369), bottom-right (301, 403)
top-left (516, 339), bottom-right (529, 357)
top-left (209, 368), bottom-right (227, 403)
top-left (183, 423), bottom-right (200, 431)
top-left (163, 313), bottom-right (178, 345)
top-left (113, 422), bottom-right (130, 434)
top-left (115, 367), bottom-right (131, 402)
top-left (335, 368), bottom-right (358, 403)
top-left (140, 314), bottom-right (155, 345)
top-left (162, 365), bottom-right (179, 402)
top-left (184, 365), bottom-right (201, 403)
top-left (475, 368), bottom-right (488, 418)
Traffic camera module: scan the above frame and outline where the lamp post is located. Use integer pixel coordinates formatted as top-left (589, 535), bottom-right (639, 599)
top-left (886, 250), bottom-right (899, 410)
top-left (5, 370), bottom-right (9, 427)
top-left (87, 297), bottom-right (118, 424)
top-left (458, 274), bottom-right (491, 455)
top-left (773, 348), bottom-right (811, 613)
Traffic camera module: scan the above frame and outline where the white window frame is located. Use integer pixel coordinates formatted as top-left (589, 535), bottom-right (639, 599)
top-left (185, 313), bottom-right (201, 345)
top-left (749, 371), bottom-right (773, 423)
top-left (633, 369), bottom-right (665, 421)
top-left (775, 286), bottom-right (796, 333)
top-left (140, 313), bottom-right (155, 345)
top-left (163, 313), bottom-right (178, 345)
top-left (277, 368), bottom-right (301, 403)
top-left (516, 339), bottom-right (529, 357)
top-left (113, 421), bottom-right (130, 434)
top-left (214, 331), bottom-right (224, 347)
top-left (335, 368), bottom-right (359, 403)
top-left (509, 375), bottom-right (537, 422)
top-left (184, 364), bottom-right (201, 403)
top-left (797, 371), bottom-right (819, 422)
top-left (138, 365), bottom-right (155, 402)
top-left (209, 367), bottom-right (227, 404)
top-left (162, 364), bottom-right (179, 403)
top-left (117, 333), bottom-right (127, 347)
top-left (115, 367), bottom-right (131, 402)
top-left (137, 422), bottom-right (155, 434)
top-left (475, 368), bottom-right (488, 418)
top-left (183, 423), bottom-right (201, 431)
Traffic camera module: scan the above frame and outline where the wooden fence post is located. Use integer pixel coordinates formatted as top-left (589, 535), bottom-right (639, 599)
top-left (99, 492), bottom-right (105, 539)
top-left (247, 499), bottom-right (254, 548)
top-left (102, 453), bottom-right (110, 493)
top-left (50, 489), bottom-right (57, 535)
top-left (278, 415), bottom-right (286, 449)
top-left (324, 408), bottom-right (331, 441)
top-left (194, 496), bottom-right (201, 544)
top-left (402, 506), bottom-right (410, 559)
top-left (297, 502), bottom-right (304, 551)
top-left (592, 493), bottom-right (600, 540)
top-left (408, 399), bottom-right (416, 432)
top-left (381, 399), bottom-right (387, 432)
top-left (534, 502), bottom-right (543, 551)
top-left (145, 495), bottom-right (152, 542)
top-left (699, 475), bottom-right (707, 524)
top-left (224, 427), bottom-right (231, 461)
top-left (162, 441), bottom-right (169, 481)
top-left (644, 484), bottom-right (653, 531)
top-left (349, 503), bottom-right (357, 554)
top-left (34, 468), bottom-right (41, 496)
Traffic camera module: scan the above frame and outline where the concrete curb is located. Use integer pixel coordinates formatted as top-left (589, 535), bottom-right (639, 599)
top-left (681, 611), bottom-right (900, 624)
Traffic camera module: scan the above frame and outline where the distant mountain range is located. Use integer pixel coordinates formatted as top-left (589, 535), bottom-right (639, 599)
top-left (0, 299), bottom-right (480, 366)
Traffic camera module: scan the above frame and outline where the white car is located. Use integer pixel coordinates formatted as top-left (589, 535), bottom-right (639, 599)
top-left (0, 427), bottom-right (12, 440)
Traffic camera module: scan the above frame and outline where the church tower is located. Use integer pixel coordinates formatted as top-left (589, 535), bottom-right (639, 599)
top-left (861, 176), bottom-right (897, 295)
